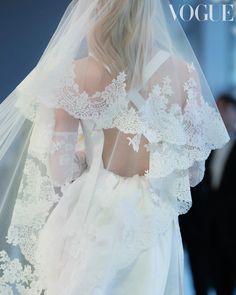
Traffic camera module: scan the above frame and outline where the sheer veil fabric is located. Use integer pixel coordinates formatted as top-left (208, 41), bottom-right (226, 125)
top-left (0, 0), bottom-right (230, 294)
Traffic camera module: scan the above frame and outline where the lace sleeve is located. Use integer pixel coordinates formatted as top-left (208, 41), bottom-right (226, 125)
top-left (48, 109), bottom-right (87, 186)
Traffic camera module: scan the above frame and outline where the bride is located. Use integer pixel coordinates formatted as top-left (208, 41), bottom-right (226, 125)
top-left (0, 0), bottom-right (230, 294)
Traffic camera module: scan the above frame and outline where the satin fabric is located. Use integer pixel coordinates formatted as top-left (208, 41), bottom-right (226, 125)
top-left (35, 162), bottom-right (184, 295)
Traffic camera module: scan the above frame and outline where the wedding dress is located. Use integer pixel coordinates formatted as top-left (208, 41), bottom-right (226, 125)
top-left (34, 51), bottom-right (186, 295)
top-left (0, 1), bottom-right (230, 294)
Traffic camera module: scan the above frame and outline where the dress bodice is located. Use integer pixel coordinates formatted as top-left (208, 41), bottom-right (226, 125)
top-left (16, 50), bottom-right (230, 215)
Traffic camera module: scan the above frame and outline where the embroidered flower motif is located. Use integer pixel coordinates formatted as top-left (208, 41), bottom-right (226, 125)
top-left (183, 77), bottom-right (198, 100)
top-left (37, 62), bottom-right (228, 163)
top-left (162, 76), bottom-right (174, 97)
top-left (57, 65), bottom-right (127, 121)
top-left (127, 134), bottom-right (142, 152)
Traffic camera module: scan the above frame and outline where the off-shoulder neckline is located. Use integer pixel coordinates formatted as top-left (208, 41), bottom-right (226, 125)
top-left (70, 50), bottom-right (172, 100)
top-left (70, 59), bottom-right (127, 99)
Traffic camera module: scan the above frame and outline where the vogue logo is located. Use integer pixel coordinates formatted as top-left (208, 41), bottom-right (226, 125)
top-left (169, 4), bottom-right (235, 22)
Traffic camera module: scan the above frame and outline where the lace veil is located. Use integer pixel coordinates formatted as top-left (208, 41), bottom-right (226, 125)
top-left (0, 0), bottom-right (230, 293)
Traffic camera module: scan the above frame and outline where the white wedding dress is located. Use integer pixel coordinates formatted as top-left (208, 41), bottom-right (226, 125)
top-left (0, 47), bottom-right (229, 295)
top-left (32, 51), bottom-right (211, 295)
top-left (0, 1), bottom-right (230, 294)
top-left (35, 119), bottom-right (184, 295)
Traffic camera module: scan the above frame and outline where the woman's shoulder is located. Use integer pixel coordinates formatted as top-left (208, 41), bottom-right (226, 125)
top-left (73, 56), bottom-right (112, 95)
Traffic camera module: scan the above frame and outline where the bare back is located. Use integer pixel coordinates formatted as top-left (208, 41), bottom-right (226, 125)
top-left (74, 55), bottom-right (150, 177)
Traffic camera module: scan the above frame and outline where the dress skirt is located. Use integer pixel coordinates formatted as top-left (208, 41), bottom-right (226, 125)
top-left (35, 166), bottom-right (184, 295)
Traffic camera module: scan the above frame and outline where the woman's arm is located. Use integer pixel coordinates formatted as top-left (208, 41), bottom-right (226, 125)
top-left (48, 108), bottom-right (86, 186)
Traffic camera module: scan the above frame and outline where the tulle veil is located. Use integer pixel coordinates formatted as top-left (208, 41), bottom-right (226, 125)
top-left (0, 0), bottom-right (230, 293)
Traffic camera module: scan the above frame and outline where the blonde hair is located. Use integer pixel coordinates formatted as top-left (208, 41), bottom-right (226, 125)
top-left (88, 0), bottom-right (154, 90)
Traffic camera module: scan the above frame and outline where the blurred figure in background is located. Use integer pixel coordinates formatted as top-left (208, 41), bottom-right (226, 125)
top-left (209, 94), bottom-right (236, 295)
top-left (180, 93), bottom-right (236, 295)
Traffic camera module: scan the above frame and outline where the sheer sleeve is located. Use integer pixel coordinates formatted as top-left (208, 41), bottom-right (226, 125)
top-left (48, 108), bottom-right (87, 187)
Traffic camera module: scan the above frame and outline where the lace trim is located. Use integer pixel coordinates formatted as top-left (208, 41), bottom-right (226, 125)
top-left (0, 186), bottom-right (179, 295)
top-left (0, 152), bottom-right (58, 294)
top-left (34, 61), bottom-right (230, 187)
top-left (15, 60), bottom-right (230, 215)
top-left (24, 61), bottom-right (229, 161)
top-left (57, 63), bottom-right (128, 121)
top-left (54, 62), bottom-right (228, 147)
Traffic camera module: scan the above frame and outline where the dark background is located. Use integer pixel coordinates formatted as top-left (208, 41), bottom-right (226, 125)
top-left (0, 0), bottom-right (71, 101)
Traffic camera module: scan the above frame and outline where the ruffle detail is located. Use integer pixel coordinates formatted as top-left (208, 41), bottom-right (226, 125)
top-left (144, 98), bottom-right (229, 186)
top-left (35, 63), bottom-right (230, 155)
